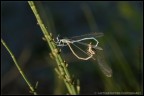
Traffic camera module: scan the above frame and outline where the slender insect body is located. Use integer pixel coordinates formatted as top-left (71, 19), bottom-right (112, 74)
top-left (56, 37), bottom-right (99, 49)
top-left (55, 34), bottom-right (102, 58)
top-left (55, 33), bottom-right (112, 77)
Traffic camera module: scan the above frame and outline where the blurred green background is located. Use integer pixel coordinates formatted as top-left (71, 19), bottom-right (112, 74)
top-left (1, 1), bottom-right (143, 95)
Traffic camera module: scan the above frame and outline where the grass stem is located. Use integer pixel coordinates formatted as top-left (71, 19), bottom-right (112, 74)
top-left (1, 39), bottom-right (37, 95)
top-left (28, 1), bottom-right (77, 95)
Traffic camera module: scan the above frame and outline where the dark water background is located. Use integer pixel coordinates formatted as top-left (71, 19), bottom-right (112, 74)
top-left (1, 1), bottom-right (143, 95)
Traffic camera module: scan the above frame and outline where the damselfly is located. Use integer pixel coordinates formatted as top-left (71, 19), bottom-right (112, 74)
top-left (55, 32), bottom-right (112, 77)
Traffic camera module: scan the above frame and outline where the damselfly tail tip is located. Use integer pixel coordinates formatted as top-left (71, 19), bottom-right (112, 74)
top-left (94, 46), bottom-right (103, 50)
top-left (105, 70), bottom-right (112, 77)
top-left (106, 74), bottom-right (112, 77)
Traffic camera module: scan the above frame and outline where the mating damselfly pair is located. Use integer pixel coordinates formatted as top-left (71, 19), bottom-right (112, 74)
top-left (55, 32), bottom-right (112, 77)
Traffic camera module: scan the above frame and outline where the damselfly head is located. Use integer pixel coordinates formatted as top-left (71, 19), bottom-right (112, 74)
top-left (56, 35), bottom-right (63, 41)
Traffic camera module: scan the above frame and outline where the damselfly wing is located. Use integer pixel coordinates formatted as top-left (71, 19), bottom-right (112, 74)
top-left (70, 32), bottom-right (104, 40)
top-left (72, 41), bottom-right (112, 77)
top-left (92, 47), bottom-right (112, 77)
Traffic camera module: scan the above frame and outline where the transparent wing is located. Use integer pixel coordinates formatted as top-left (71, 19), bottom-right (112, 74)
top-left (93, 49), bottom-right (112, 77)
top-left (70, 41), bottom-right (112, 77)
top-left (70, 32), bottom-right (104, 40)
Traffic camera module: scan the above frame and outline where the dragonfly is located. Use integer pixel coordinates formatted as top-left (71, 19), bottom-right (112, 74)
top-left (55, 32), bottom-right (112, 77)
